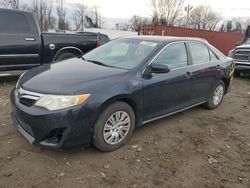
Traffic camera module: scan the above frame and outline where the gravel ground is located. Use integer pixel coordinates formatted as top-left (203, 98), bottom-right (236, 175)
top-left (0, 74), bottom-right (250, 188)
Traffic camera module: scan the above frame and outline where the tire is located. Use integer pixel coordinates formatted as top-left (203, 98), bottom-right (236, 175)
top-left (54, 52), bottom-right (77, 61)
top-left (205, 80), bottom-right (225, 110)
top-left (93, 102), bottom-right (135, 152)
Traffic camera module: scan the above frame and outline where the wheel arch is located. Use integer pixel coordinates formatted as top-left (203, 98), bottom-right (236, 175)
top-left (53, 46), bottom-right (83, 61)
top-left (97, 95), bottom-right (141, 126)
top-left (220, 77), bottom-right (230, 93)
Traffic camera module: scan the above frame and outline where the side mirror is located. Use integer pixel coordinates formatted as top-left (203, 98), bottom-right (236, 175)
top-left (149, 63), bottom-right (170, 74)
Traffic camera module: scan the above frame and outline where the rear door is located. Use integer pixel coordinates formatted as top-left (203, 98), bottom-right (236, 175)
top-left (0, 10), bottom-right (41, 70)
top-left (187, 41), bottom-right (220, 103)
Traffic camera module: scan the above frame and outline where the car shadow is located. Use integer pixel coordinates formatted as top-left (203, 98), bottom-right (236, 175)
top-left (235, 73), bottom-right (250, 80)
top-left (0, 75), bottom-right (19, 83)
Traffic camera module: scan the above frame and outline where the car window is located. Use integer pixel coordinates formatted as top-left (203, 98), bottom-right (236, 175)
top-left (209, 49), bottom-right (219, 61)
top-left (188, 42), bottom-right (210, 64)
top-left (0, 12), bottom-right (30, 34)
top-left (153, 42), bottom-right (188, 69)
top-left (99, 35), bottom-right (109, 43)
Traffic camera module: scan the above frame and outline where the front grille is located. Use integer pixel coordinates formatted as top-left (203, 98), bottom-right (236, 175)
top-left (19, 98), bottom-right (36, 107)
top-left (16, 88), bottom-right (43, 107)
top-left (234, 49), bottom-right (250, 62)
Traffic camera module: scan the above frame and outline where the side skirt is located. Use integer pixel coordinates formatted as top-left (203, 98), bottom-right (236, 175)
top-left (142, 101), bottom-right (206, 125)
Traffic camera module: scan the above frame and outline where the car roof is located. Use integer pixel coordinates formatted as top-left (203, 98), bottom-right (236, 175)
top-left (123, 35), bottom-right (208, 44)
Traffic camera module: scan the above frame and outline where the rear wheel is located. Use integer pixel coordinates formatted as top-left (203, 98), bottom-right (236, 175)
top-left (93, 102), bottom-right (135, 151)
top-left (205, 80), bottom-right (225, 110)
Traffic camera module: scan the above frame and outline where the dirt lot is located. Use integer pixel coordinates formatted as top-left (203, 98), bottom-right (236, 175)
top-left (0, 74), bottom-right (250, 188)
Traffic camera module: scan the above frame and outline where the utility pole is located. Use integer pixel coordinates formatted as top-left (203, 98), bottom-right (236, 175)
top-left (185, 5), bottom-right (193, 28)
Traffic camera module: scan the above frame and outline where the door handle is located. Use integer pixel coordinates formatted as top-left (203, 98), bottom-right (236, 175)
top-left (25, 37), bottom-right (36, 41)
top-left (185, 71), bottom-right (192, 79)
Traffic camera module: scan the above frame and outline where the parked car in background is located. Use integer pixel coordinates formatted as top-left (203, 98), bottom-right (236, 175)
top-left (0, 8), bottom-right (109, 71)
top-left (11, 36), bottom-right (234, 151)
top-left (228, 38), bottom-right (250, 75)
top-left (228, 25), bottom-right (250, 75)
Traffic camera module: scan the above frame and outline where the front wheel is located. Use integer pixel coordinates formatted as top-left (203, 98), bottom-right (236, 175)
top-left (93, 102), bottom-right (135, 151)
top-left (205, 80), bottom-right (225, 110)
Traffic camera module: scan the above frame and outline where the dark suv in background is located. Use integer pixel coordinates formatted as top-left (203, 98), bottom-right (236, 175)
top-left (0, 8), bottom-right (110, 71)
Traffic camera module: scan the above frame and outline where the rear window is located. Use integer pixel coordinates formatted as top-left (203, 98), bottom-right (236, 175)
top-left (99, 35), bottom-right (109, 43)
top-left (0, 12), bottom-right (30, 34)
top-left (209, 49), bottom-right (219, 61)
top-left (188, 42), bottom-right (210, 64)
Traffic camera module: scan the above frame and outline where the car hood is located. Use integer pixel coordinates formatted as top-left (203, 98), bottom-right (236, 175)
top-left (20, 58), bottom-right (128, 94)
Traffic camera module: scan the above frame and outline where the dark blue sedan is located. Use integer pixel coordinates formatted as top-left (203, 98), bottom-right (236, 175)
top-left (10, 36), bottom-right (234, 151)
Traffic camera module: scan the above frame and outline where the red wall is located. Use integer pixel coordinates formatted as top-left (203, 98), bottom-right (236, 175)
top-left (139, 25), bottom-right (244, 55)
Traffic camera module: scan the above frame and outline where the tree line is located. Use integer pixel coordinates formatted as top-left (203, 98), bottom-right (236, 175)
top-left (1, 0), bottom-right (249, 33)
top-left (127, 0), bottom-right (249, 33)
top-left (0, 0), bottom-right (102, 31)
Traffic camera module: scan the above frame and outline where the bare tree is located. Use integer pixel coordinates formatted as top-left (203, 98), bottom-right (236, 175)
top-left (234, 21), bottom-right (243, 33)
top-left (57, 0), bottom-right (68, 30)
top-left (129, 15), bottom-right (150, 32)
top-left (189, 5), bottom-right (221, 30)
top-left (91, 6), bottom-right (102, 28)
top-left (29, 0), bottom-right (55, 31)
top-left (115, 23), bottom-right (120, 30)
top-left (0, 0), bottom-right (19, 9)
top-left (184, 5), bottom-right (193, 27)
top-left (72, 3), bottom-right (87, 31)
top-left (129, 15), bottom-right (142, 32)
top-left (151, 0), bottom-right (159, 24)
top-left (151, 0), bottom-right (184, 26)
top-left (219, 24), bottom-right (225, 32)
top-left (226, 21), bottom-right (233, 32)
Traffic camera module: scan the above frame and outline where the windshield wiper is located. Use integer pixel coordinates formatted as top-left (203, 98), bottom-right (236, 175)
top-left (85, 59), bottom-right (114, 68)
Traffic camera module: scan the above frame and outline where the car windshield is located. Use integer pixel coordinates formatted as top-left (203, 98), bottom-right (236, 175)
top-left (83, 38), bottom-right (159, 69)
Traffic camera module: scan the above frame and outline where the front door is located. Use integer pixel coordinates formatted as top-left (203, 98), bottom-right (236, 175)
top-left (143, 42), bottom-right (193, 121)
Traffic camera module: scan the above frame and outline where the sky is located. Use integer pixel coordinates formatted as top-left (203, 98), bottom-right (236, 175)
top-left (66, 0), bottom-right (250, 19)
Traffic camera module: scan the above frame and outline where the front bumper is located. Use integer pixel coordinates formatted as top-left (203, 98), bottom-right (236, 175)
top-left (10, 89), bottom-right (97, 149)
top-left (234, 61), bottom-right (250, 72)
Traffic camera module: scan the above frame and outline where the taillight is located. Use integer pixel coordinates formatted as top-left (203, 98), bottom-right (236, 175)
top-left (96, 40), bottom-right (101, 47)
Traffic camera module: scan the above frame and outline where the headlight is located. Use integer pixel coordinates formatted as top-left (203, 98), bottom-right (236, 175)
top-left (35, 94), bottom-right (91, 111)
top-left (228, 50), bottom-right (235, 58)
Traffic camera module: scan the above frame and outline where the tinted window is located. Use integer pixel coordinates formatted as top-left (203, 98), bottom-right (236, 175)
top-left (209, 49), bottom-right (219, 61)
top-left (189, 42), bottom-right (210, 64)
top-left (99, 35), bottom-right (109, 43)
top-left (0, 12), bottom-right (30, 34)
top-left (153, 42), bottom-right (188, 69)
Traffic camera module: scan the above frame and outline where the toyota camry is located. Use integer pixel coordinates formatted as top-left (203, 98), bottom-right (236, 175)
top-left (10, 36), bottom-right (234, 151)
